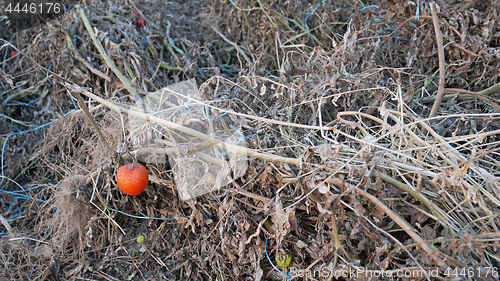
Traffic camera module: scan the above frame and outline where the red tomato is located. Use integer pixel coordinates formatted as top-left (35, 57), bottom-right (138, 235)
top-left (116, 163), bottom-right (149, 196)
top-left (136, 18), bottom-right (145, 27)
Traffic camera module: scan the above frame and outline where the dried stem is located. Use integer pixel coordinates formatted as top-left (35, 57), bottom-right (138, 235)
top-left (428, 2), bottom-right (446, 118)
top-left (65, 83), bottom-right (300, 166)
top-left (355, 188), bottom-right (444, 266)
top-left (0, 213), bottom-right (13, 236)
top-left (77, 4), bottom-right (141, 101)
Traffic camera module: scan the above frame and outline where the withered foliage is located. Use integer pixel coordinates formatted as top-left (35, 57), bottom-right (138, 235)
top-left (1, 0), bottom-right (500, 280)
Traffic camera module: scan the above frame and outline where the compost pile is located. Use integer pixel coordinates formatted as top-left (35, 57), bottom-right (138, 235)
top-left (1, 0), bottom-right (500, 280)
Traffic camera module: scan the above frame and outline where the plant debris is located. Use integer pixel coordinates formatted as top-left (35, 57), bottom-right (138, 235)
top-left (1, 0), bottom-right (500, 280)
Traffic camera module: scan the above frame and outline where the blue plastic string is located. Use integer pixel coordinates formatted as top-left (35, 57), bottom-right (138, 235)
top-left (44, 206), bottom-right (59, 236)
top-left (408, 21), bottom-right (424, 35)
top-left (415, 0), bottom-right (420, 20)
top-left (109, 207), bottom-right (173, 220)
top-left (348, 5), bottom-right (380, 20)
top-left (68, 92), bottom-right (79, 110)
top-left (1, 109), bottom-right (76, 187)
top-left (268, 73), bottom-right (279, 81)
top-left (196, 66), bottom-right (206, 78)
top-left (229, 124), bottom-right (247, 143)
top-left (9, 98), bottom-right (39, 108)
top-left (305, 0), bottom-right (327, 37)
top-left (265, 236), bottom-right (291, 280)
top-left (1, 184), bottom-right (50, 203)
top-left (168, 37), bottom-right (183, 55)
top-left (5, 203), bottom-right (23, 221)
top-left (47, 64), bottom-right (53, 85)
top-left (288, 20), bottom-right (296, 32)
top-left (0, 202), bottom-right (24, 232)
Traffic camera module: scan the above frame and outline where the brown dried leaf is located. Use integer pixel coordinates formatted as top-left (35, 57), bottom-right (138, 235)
top-left (272, 196), bottom-right (290, 250)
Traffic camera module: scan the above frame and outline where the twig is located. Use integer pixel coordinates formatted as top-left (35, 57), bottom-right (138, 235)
top-left (429, 2), bottom-right (446, 118)
top-left (355, 188), bottom-right (444, 266)
top-left (67, 87), bottom-right (116, 158)
top-left (65, 83), bottom-right (300, 166)
top-left (445, 88), bottom-right (500, 112)
top-left (76, 5), bottom-right (141, 102)
top-left (211, 25), bottom-right (251, 66)
top-left (370, 171), bottom-right (449, 227)
top-left (64, 33), bottom-right (112, 83)
top-left (331, 214), bottom-right (341, 266)
top-left (0, 213), bottom-right (13, 236)
top-left (162, 87), bottom-right (333, 131)
top-left (358, 212), bottom-right (432, 281)
top-left (477, 80), bottom-right (500, 96)
top-left (448, 42), bottom-right (477, 71)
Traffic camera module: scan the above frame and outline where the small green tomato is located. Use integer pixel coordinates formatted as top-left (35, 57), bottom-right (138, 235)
top-left (206, 172), bottom-right (215, 184)
top-left (137, 234), bottom-right (146, 243)
top-left (275, 252), bottom-right (293, 268)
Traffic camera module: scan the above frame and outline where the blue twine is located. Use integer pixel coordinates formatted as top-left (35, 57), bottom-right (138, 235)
top-left (27, 96), bottom-right (41, 105)
top-left (214, 143), bottom-right (231, 156)
top-left (196, 66), bottom-right (206, 78)
top-left (305, 8), bottom-right (312, 32)
top-left (45, 206), bottom-right (59, 236)
top-left (229, 125), bottom-right (247, 143)
top-left (0, 190), bottom-right (46, 203)
top-left (168, 37), bottom-right (184, 55)
top-left (202, 106), bottom-right (216, 122)
top-left (1, 109), bottom-right (76, 187)
top-left (268, 73), bottom-right (279, 81)
top-left (5, 203), bottom-right (23, 221)
top-left (109, 207), bottom-right (173, 220)
top-left (304, 11), bottom-right (315, 44)
top-left (9, 96), bottom-right (40, 108)
top-left (348, 5), bottom-right (380, 20)
top-left (304, 0), bottom-right (328, 44)
top-left (68, 91), bottom-right (79, 110)
top-left (202, 101), bottom-right (227, 121)
top-left (47, 64), bottom-right (53, 85)
top-left (10, 184), bottom-right (51, 193)
top-left (0, 202), bottom-right (24, 231)
top-left (305, 0), bottom-right (327, 30)
top-left (415, 0), bottom-right (420, 20)
top-left (407, 21), bottom-right (424, 35)
top-left (265, 236), bottom-right (291, 280)
top-left (0, 184), bottom-right (49, 203)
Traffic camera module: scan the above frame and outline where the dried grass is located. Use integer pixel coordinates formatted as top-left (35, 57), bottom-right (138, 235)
top-left (1, 0), bottom-right (500, 280)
